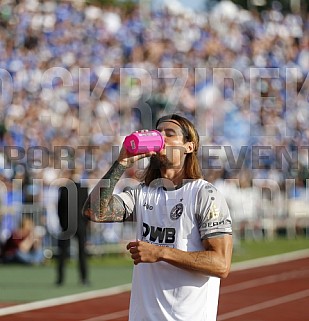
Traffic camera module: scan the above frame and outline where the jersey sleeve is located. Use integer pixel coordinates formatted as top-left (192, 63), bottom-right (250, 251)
top-left (116, 185), bottom-right (141, 221)
top-left (195, 182), bottom-right (232, 239)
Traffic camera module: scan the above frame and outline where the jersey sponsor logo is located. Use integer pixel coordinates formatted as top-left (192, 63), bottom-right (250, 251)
top-left (141, 237), bottom-right (175, 248)
top-left (207, 203), bottom-right (220, 220)
top-left (143, 202), bottom-right (153, 210)
top-left (170, 203), bottom-right (183, 220)
top-left (203, 219), bottom-right (231, 228)
top-left (142, 222), bottom-right (176, 243)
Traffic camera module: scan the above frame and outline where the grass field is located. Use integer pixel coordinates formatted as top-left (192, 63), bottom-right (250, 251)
top-left (0, 236), bottom-right (308, 303)
top-left (232, 236), bottom-right (309, 262)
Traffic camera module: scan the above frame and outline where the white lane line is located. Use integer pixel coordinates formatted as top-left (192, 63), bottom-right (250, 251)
top-left (0, 284), bottom-right (131, 317)
top-left (218, 289), bottom-right (309, 320)
top-left (221, 269), bottom-right (309, 294)
top-left (82, 309), bottom-right (129, 321)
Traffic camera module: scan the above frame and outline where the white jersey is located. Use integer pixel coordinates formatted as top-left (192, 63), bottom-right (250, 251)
top-left (117, 179), bottom-right (232, 321)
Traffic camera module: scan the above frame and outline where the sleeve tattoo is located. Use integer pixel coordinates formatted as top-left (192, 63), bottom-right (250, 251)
top-left (83, 161), bottom-right (127, 222)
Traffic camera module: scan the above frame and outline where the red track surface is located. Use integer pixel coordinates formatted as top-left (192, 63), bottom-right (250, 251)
top-left (1, 257), bottom-right (309, 321)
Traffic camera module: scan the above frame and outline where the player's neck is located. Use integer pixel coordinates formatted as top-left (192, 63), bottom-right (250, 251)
top-left (160, 168), bottom-right (185, 188)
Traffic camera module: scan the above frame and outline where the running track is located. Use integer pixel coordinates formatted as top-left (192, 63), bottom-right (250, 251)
top-left (1, 250), bottom-right (308, 321)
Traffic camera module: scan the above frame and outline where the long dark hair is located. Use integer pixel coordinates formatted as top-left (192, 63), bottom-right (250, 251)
top-left (142, 114), bottom-right (203, 186)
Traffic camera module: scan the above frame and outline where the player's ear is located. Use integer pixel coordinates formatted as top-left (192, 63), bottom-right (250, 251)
top-left (184, 142), bottom-right (194, 154)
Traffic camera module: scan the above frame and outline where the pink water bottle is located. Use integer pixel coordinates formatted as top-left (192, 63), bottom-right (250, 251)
top-left (123, 130), bottom-right (164, 155)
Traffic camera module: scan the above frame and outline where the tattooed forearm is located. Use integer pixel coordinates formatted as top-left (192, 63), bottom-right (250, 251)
top-left (83, 161), bottom-right (127, 222)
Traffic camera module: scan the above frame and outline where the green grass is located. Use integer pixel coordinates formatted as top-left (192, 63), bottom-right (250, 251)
top-left (232, 236), bottom-right (309, 262)
top-left (0, 237), bottom-right (308, 303)
top-left (0, 259), bottom-right (133, 303)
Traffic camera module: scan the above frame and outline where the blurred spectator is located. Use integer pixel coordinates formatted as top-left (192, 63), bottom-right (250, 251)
top-left (0, 215), bottom-right (44, 265)
top-left (56, 169), bottom-right (89, 286)
top-left (0, 176), bottom-right (23, 242)
top-left (0, 0), bottom-right (308, 244)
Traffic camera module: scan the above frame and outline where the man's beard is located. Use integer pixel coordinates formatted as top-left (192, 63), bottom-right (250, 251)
top-left (150, 154), bottom-right (173, 169)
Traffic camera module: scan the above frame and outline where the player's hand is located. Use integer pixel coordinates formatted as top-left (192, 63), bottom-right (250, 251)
top-left (117, 142), bottom-right (155, 168)
top-left (126, 240), bottom-right (161, 265)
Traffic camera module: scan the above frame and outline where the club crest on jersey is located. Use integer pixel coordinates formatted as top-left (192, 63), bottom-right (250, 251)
top-left (170, 203), bottom-right (183, 220)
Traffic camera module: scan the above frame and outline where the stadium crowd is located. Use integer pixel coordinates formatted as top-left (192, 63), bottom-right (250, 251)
top-left (0, 0), bottom-right (308, 257)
